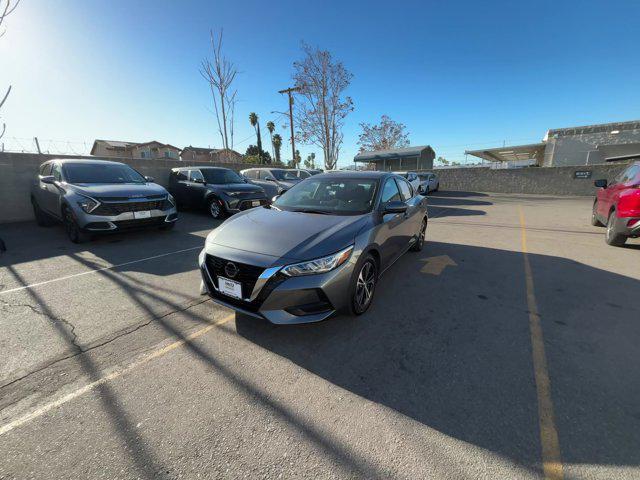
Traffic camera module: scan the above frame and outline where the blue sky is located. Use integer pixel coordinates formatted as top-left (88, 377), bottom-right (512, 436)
top-left (1, 0), bottom-right (639, 167)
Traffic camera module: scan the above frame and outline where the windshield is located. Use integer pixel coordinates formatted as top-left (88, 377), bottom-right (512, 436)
top-left (272, 169), bottom-right (299, 181)
top-left (201, 168), bottom-right (244, 184)
top-left (63, 163), bottom-right (146, 184)
top-left (273, 178), bottom-right (378, 215)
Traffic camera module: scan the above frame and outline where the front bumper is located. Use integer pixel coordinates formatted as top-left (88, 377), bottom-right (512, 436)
top-left (77, 207), bottom-right (178, 232)
top-left (198, 246), bottom-right (356, 324)
top-left (222, 195), bottom-right (270, 215)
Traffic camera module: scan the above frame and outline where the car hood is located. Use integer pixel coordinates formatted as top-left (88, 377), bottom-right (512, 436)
top-left (207, 206), bottom-right (369, 261)
top-left (65, 182), bottom-right (168, 199)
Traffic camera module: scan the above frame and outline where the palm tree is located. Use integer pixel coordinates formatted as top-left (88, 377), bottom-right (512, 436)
top-left (272, 134), bottom-right (282, 164)
top-left (266, 121), bottom-right (275, 159)
top-left (249, 112), bottom-right (263, 164)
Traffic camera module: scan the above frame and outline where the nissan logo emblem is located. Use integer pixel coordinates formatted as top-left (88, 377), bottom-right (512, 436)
top-left (224, 262), bottom-right (239, 278)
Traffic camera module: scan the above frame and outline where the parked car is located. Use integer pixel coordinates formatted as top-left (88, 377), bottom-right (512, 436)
top-left (291, 168), bottom-right (323, 179)
top-left (240, 167), bottom-right (302, 199)
top-left (394, 171), bottom-right (421, 193)
top-left (31, 159), bottom-right (178, 243)
top-left (198, 171), bottom-right (428, 324)
top-left (418, 172), bottom-right (439, 194)
top-left (592, 161), bottom-right (640, 246)
top-left (168, 167), bottom-right (268, 219)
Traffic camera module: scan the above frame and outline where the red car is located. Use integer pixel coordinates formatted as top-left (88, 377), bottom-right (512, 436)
top-left (592, 161), bottom-right (640, 246)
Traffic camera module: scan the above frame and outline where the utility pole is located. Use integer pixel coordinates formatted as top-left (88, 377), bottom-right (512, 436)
top-left (278, 86), bottom-right (300, 163)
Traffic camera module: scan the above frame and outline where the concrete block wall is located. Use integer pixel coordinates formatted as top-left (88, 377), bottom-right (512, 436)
top-left (0, 152), bottom-right (257, 224)
top-left (432, 162), bottom-right (630, 196)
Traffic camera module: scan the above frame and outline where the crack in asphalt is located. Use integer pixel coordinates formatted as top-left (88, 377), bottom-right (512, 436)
top-left (0, 297), bottom-right (211, 391)
top-left (1, 300), bottom-right (82, 351)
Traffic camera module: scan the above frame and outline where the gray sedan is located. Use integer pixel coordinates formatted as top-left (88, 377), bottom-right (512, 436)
top-left (199, 171), bottom-right (428, 324)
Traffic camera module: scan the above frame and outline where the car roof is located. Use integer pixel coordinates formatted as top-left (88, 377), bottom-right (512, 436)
top-left (45, 159), bottom-right (127, 167)
top-left (314, 170), bottom-right (395, 180)
top-left (172, 166), bottom-right (231, 171)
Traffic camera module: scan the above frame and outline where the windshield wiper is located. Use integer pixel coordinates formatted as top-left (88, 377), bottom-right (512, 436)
top-left (294, 208), bottom-right (332, 215)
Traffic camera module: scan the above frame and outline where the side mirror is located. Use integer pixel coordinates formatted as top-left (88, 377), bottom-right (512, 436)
top-left (40, 175), bottom-right (55, 185)
top-left (594, 179), bottom-right (607, 188)
top-left (265, 176), bottom-right (276, 181)
top-left (193, 177), bottom-right (205, 184)
top-left (145, 176), bottom-right (155, 183)
top-left (271, 194), bottom-right (280, 202)
top-left (418, 185), bottom-right (426, 195)
top-left (384, 200), bottom-right (408, 214)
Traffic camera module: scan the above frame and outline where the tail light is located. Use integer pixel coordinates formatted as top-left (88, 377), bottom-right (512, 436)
top-left (627, 219), bottom-right (640, 228)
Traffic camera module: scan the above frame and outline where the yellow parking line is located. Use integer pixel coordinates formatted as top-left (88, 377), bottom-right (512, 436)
top-left (519, 207), bottom-right (564, 480)
top-left (0, 311), bottom-right (236, 436)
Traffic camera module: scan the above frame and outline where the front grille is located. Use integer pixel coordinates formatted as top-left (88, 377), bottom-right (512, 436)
top-left (93, 199), bottom-right (170, 216)
top-left (238, 199), bottom-right (268, 211)
top-left (203, 267), bottom-right (284, 314)
top-left (205, 255), bottom-right (264, 299)
top-left (112, 216), bottom-right (166, 230)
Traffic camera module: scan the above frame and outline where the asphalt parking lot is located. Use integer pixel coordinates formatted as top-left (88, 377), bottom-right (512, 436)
top-left (1, 192), bottom-right (639, 479)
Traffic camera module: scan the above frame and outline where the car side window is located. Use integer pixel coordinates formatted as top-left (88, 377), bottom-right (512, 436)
top-left (623, 165), bottom-right (640, 183)
top-left (175, 170), bottom-right (188, 181)
top-left (52, 163), bottom-right (62, 181)
top-left (259, 170), bottom-right (271, 180)
top-left (40, 163), bottom-right (52, 175)
top-left (396, 177), bottom-right (413, 201)
top-left (188, 170), bottom-right (204, 182)
top-left (380, 178), bottom-right (401, 204)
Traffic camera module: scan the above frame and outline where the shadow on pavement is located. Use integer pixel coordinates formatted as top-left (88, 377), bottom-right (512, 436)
top-left (235, 240), bottom-right (640, 474)
top-left (0, 212), bottom-right (217, 274)
top-left (1, 265), bottom-right (166, 479)
top-left (427, 205), bottom-right (487, 218)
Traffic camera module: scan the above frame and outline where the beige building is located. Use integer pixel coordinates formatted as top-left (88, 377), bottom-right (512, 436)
top-left (180, 146), bottom-right (243, 163)
top-left (90, 140), bottom-right (181, 160)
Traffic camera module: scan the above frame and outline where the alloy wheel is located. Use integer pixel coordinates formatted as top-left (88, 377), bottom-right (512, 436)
top-left (354, 260), bottom-right (376, 313)
top-left (209, 201), bottom-right (222, 219)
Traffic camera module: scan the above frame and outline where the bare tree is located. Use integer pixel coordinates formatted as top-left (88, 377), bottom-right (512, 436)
top-left (293, 43), bottom-right (353, 170)
top-left (0, 0), bottom-right (20, 140)
top-left (200, 29), bottom-right (238, 152)
top-left (357, 115), bottom-right (410, 152)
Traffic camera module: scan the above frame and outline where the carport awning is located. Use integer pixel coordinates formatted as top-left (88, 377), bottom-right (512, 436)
top-left (465, 143), bottom-right (546, 163)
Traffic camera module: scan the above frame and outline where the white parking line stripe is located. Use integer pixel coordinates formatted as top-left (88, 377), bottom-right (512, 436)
top-left (0, 312), bottom-right (235, 436)
top-left (0, 246), bottom-right (202, 295)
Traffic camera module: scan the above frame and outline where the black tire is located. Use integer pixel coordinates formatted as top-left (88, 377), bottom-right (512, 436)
top-left (63, 207), bottom-right (90, 244)
top-left (207, 197), bottom-right (226, 220)
top-left (605, 211), bottom-right (627, 247)
top-left (410, 218), bottom-right (427, 252)
top-left (32, 198), bottom-right (54, 227)
top-left (591, 201), bottom-right (604, 227)
top-left (349, 255), bottom-right (378, 315)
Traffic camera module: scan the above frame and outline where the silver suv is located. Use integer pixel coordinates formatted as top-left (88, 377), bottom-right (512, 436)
top-left (31, 159), bottom-right (178, 243)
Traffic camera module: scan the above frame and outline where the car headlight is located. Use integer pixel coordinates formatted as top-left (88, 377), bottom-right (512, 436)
top-left (77, 195), bottom-right (100, 213)
top-left (281, 245), bottom-right (353, 277)
top-left (167, 193), bottom-right (176, 206)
